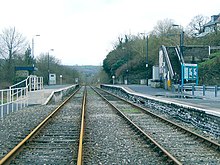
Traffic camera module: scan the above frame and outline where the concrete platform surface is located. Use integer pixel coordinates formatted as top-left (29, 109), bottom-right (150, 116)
top-left (118, 85), bottom-right (220, 116)
top-left (27, 84), bottom-right (74, 105)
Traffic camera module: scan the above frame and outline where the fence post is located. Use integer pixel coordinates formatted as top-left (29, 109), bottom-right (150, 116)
top-left (16, 88), bottom-right (19, 111)
top-left (7, 90), bottom-right (10, 114)
top-left (0, 91), bottom-right (3, 118)
top-left (11, 89), bottom-right (14, 112)
top-left (25, 87), bottom-right (28, 107)
top-left (192, 84), bottom-right (195, 96)
top-left (1, 91), bottom-right (3, 105)
top-left (29, 77), bottom-right (31, 91)
top-left (0, 106), bottom-right (2, 118)
top-left (215, 85), bottom-right (218, 97)
top-left (40, 77), bottom-right (43, 90)
top-left (203, 85), bottom-right (206, 96)
top-left (178, 84), bottom-right (180, 94)
top-left (181, 84), bottom-right (183, 94)
top-left (171, 84), bottom-right (175, 93)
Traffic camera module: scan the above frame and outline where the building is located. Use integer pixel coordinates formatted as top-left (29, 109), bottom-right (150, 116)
top-left (203, 13), bottom-right (220, 34)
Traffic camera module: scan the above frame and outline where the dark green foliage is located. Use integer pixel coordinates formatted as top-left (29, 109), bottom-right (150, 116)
top-left (199, 52), bottom-right (220, 85)
top-left (35, 54), bottom-right (81, 85)
top-left (103, 33), bottom-right (163, 84)
top-left (71, 65), bottom-right (102, 84)
top-left (103, 30), bottom-right (220, 85)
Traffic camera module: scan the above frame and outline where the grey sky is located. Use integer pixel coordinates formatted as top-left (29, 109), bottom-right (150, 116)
top-left (0, 0), bottom-right (219, 65)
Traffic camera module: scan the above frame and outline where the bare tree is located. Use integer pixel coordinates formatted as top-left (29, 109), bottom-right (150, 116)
top-left (0, 27), bottom-right (27, 59)
top-left (151, 18), bottom-right (183, 46)
top-left (186, 15), bottom-right (209, 37)
top-left (0, 27), bottom-right (28, 83)
top-left (152, 18), bottom-right (176, 36)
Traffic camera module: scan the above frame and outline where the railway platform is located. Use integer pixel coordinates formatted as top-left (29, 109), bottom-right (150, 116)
top-left (112, 85), bottom-right (220, 117)
top-left (28, 84), bottom-right (77, 105)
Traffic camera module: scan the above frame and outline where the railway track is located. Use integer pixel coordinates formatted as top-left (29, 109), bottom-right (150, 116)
top-left (0, 87), bottom-right (85, 164)
top-left (83, 87), bottom-right (175, 164)
top-left (1, 86), bottom-right (219, 164)
top-left (94, 87), bottom-right (220, 164)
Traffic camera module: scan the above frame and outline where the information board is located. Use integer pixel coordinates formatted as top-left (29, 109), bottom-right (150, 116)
top-left (49, 74), bottom-right (56, 85)
top-left (181, 63), bottom-right (198, 85)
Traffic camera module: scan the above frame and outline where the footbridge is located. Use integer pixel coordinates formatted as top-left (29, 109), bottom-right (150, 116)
top-left (159, 45), bottom-right (209, 88)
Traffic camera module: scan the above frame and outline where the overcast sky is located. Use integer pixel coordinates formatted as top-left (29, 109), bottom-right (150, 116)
top-left (0, 0), bottom-right (219, 65)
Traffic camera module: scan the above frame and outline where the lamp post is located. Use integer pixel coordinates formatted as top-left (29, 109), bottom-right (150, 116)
top-left (180, 31), bottom-right (184, 57)
top-left (60, 75), bottom-right (63, 85)
top-left (31, 34), bottom-right (40, 66)
top-left (47, 49), bottom-right (54, 85)
top-left (146, 35), bottom-right (149, 85)
top-left (172, 24), bottom-right (184, 57)
top-left (172, 24), bottom-right (185, 86)
top-left (141, 33), bottom-right (149, 86)
top-left (112, 75), bottom-right (115, 85)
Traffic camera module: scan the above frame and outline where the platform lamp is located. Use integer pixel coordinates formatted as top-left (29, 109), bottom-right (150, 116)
top-left (146, 35), bottom-right (149, 86)
top-left (31, 34), bottom-right (40, 66)
top-left (172, 24), bottom-right (185, 86)
top-left (172, 24), bottom-right (184, 57)
top-left (48, 49), bottom-right (54, 85)
top-left (140, 33), bottom-right (149, 86)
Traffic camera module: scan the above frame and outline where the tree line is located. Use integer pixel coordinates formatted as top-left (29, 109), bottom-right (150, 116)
top-left (102, 15), bottom-right (220, 85)
top-left (0, 27), bottom-right (79, 89)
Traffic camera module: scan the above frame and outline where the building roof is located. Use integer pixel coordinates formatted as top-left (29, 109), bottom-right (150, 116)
top-left (204, 14), bottom-right (220, 27)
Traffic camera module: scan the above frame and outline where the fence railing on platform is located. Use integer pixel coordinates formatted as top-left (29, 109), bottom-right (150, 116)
top-left (0, 75), bottom-right (43, 117)
top-left (172, 84), bottom-right (220, 97)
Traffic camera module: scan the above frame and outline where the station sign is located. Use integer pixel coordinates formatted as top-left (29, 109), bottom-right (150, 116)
top-left (181, 63), bottom-right (198, 85)
top-left (49, 73), bottom-right (56, 85)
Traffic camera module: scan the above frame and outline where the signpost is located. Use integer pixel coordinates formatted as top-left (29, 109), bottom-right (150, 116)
top-left (112, 75), bottom-right (115, 85)
top-left (49, 74), bottom-right (56, 85)
top-left (181, 63), bottom-right (198, 85)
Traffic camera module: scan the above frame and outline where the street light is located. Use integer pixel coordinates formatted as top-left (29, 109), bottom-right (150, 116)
top-left (48, 49), bottom-right (54, 85)
top-left (172, 24), bottom-right (184, 57)
top-left (146, 35), bottom-right (149, 86)
top-left (32, 35), bottom-right (40, 58)
top-left (172, 24), bottom-right (186, 86)
top-left (140, 33), bottom-right (149, 86)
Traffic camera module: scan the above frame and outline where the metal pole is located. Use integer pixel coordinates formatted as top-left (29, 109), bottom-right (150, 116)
top-left (48, 53), bottom-right (50, 85)
top-left (180, 31), bottom-right (184, 57)
top-left (31, 35), bottom-right (40, 67)
top-left (32, 38), bottom-right (34, 58)
top-left (192, 84), bottom-right (195, 96)
top-left (215, 85), bottom-right (218, 97)
top-left (146, 35), bottom-right (149, 86)
top-left (203, 85), bottom-right (206, 96)
top-left (47, 49), bottom-right (54, 86)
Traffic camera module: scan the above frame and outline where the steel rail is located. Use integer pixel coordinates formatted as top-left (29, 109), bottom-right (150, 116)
top-left (0, 87), bottom-right (81, 165)
top-left (91, 86), bottom-right (182, 165)
top-left (77, 86), bottom-right (87, 165)
top-left (98, 87), bottom-right (220, 151)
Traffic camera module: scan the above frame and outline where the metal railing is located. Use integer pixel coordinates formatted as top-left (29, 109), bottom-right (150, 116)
top-left (161, 45), bottom-right (174, 79)
top-left (10, 75), bottom-right (43, 92)
top-left (0, 75), bottom-right (43, 117)
top-left (175, 46), bottom-right (184, 64)
top-left (172, 84), bottom-right (220, 97)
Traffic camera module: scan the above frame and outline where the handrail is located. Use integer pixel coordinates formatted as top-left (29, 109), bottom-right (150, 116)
top-left (1, 75), bottom-right (44, 118)
top-left (9, 77), bottom-right (29, 89)
top-left (10, 75), bottom-right (43, 91)
top-left (175, 46), bottom-right (184, 64)
top-left (161, 45), bottom-right (174, 79)
top-left (172, 84), bottom-right (219, 97)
